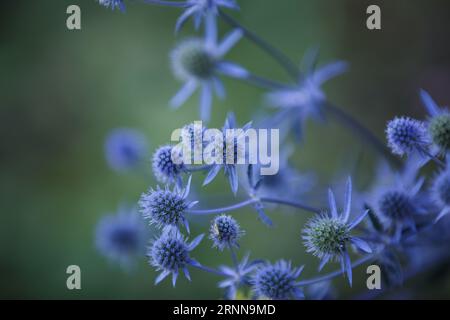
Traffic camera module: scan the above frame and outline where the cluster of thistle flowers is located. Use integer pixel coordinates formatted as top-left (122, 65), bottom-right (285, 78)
top-left (95, 0), bottom-right (450, 299)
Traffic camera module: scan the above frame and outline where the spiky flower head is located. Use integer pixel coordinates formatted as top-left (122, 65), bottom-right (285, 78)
top-left (148, 228), bottom-right (204, 286)
top-left (252, 260), bottom-right (304, 300)
top-left (378, 191), bottom-right (415, 221)
top-left (97, 0), bottom-right (125, 11)
top-left (429, 113), bottom-right (450, 152)
top-left (95, 206), bottom-right (146, 267)
top-left (303, 215), bottom-right (350, 261)
top-left (139, 177), bottom-right (197, 232)
top-left (386, 117), bottom-right (429, 156)
top-left (104, 128), bottom-right (147, 172)
top-left (152, 145), bottom-right (185, 188)
top-left (302, 178), bottom-right (371, 286)
top-left (209, 215), bottom-right (244, 250)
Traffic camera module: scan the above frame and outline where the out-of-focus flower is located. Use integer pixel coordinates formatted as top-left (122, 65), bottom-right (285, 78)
top-left (209, 214), bottom-right (244, 250)
top-left (420, 89), bottom-right (450, 155)
top-left (265, 52), bottom-right (348, 140)
top-left (95, 206), bottom-right (146, 268)
top-left (170, 15), bottom-right (247, 121)
top-left (302, 178), bottom-right (371, 286)
top-left (144, 0), bottom-right (239, 32)
top-left (139, 176), bottom-right (197, 232)
top-left (104, 128), bottom-right (148, 173)
top-left (148, 228), bottom-right (204, 286)
top-left (251, 260), bottom-right (305, 300)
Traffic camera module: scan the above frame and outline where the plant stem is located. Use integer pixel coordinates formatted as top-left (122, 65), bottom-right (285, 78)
top-left (219, 10), bottom-right (299, 80)
top-left (260, 197), bottom-right (321, 214)
top-left (324, 102), bottom-right (401, 167)
top-left (229, 245), bottom-right (239, 271)
top-left (188, 197), bottom-right (321, 215)
top-left (188, 199), bottom-right (258, 215)
top-left (191, 263), bottom-right (227, 277)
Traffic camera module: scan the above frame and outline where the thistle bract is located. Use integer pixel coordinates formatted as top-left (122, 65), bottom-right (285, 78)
top-left (252, 260), bottom-right (304, 300)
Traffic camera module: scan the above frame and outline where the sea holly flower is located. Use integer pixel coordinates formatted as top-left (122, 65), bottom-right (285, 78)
top-left (218, 253), bottom-right (263, 300)
top-left (203, 113), bottom-right (252, 194)
top-left (148, 228), bottom-right (204, 286)
top-left (95, 206), bottom-right (146, 268)
top-left (302, 177), bottom-right (371, 286)
top-left (265, 52), bottom-right (348, 140)
top-left (104, 128), bottom-right (148, 173)
top-left (420, 89), bottom-right (450, 155)
top-left (209, 215), bottom-right (244, 250)
top-left (386, 117), bottom-right (430, 158)
top-left (170, 14), bottom-right (247, 121)
top-left (366, 157), bottom-right (429, 241)
top-left (251, 260), bottom-right (305, 300)
top-left (139, 176), bottom-right (198, 232)
top-left (144, 0), bottom-right (239, 32)
top-left (97, 0), bottom-right (126, 12)
top-left (431, 158), bottom-right (450, 222)
top-left (152, 145), bottom-right (186, 188)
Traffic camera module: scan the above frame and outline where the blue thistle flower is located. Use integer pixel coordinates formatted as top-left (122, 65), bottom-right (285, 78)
top-left (302, 178), bottom-right (371, 286)
top-left (148, 228), bottom-right (204, 286)
top-left (97, 0), bottom-right (126, 12)
top-left (152, 145), bottom-right (185, 188)
top-left (104, 128), bottom-right (147, 173)
top-left (95, 206), bottom-right (146, 268)
top-left (218, 253), bottom-right (263, 300)
top-left (420, 89), bottom-right (450, 154)
top-left (252, 260), bottom-right (305, 300)
top-left (265, 50), bottom-right (348, 140)
top-left (386, 117), bottom-right (430, 157)
top-left (170, 17), bottom-right (247, 121)
top-left (144, 0), bottom-right (239, 32)
top-left (432, 158), bottom-right (450, 222)
top-left (367, 157), bottom-right (429, 240)
top-left (203, 113), bottom-right (252, 194)
top-left (209, 214), bottom-right (244, 250)
top-left (139, 176), bottom-right (198, 232)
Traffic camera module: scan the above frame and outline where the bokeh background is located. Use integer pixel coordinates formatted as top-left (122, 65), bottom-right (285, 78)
top-left (1, 0), bottom-right (450, 299)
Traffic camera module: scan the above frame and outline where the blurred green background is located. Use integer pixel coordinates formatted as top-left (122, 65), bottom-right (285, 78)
top-left (1, 0), bottom-right (450, 299)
